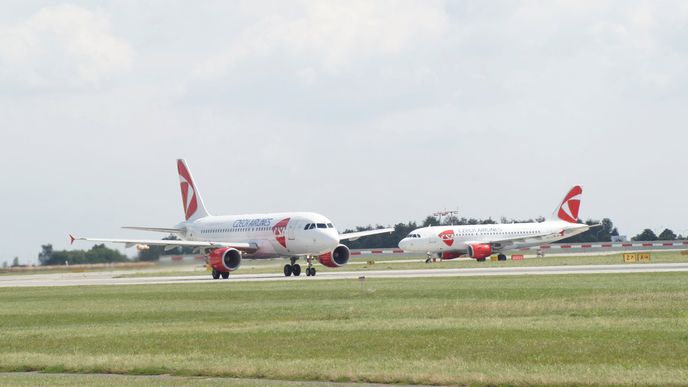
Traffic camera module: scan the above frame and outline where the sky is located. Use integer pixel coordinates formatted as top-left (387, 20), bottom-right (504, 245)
top-left (1, 1), bottom-right (687, 264)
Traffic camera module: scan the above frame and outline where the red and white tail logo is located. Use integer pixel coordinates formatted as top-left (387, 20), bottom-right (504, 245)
top-left (556, 185), bottom-right (583, 223)
top-left (177, 159), bottom-right (210, 221)
top-left (178, 160), bottom-right (198, 220)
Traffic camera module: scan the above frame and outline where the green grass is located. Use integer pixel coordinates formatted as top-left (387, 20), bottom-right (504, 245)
top-left (1, 273), bottom-right (688, 385)
top-left (0, 372), bottom-right (340, 386)
top-left (112, 251), bottom-right (688, 278)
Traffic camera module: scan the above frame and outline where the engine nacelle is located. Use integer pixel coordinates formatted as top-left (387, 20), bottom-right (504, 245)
top-left (317, 244), bottom-right (350, 268)
top-left (208, 248), bottom-right (242, 273)
top-left (467, 244), bottom-right (492, 259)
top-left (440, 251), bottom-right (463, 260)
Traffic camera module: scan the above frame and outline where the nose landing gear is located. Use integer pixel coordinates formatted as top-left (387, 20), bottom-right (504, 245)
top-left (305, 256), bottom-right (316, 277)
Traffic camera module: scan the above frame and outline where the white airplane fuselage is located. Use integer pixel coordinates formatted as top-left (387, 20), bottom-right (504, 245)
top-left (181, 212), bottom-right (340, 258)
top-left (399, 220), bottom-right (590, 255)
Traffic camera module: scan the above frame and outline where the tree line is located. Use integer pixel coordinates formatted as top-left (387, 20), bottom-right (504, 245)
top-left (38, 243), bottom-right (128, 266)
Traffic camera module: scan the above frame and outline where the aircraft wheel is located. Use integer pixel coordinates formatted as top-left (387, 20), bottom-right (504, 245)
top-left (292, 264), bottom-right (301, 276)
top-left (310, 267), bottom-right (316, 277)
top-left (283, 264), bottom-right (292, 277)
top-left (212, 269), bottom-right (220, 279)
top-left (306, 267), bottom-right (311, 276)
top-left (221, 272), bottom-right (229, 279)
top-left (477, 258), bottom-right (486, 262)
top-left (498, 254), bottom-right (507, 261)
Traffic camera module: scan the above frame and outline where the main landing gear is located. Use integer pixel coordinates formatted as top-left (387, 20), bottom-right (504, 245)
top-left (284, 256), bottom-right (317, 277)
top-left (284, 256), bottom-right (302, 277)
top-left (211, 268), bottom-right (230, 280)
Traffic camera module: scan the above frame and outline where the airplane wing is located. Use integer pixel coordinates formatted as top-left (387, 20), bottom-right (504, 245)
top-left (478, 229), bottom-right (581, 248)
top-left (69, 235), bottom-right (258, 253)
top-left (339, 228), bottom-right (395, 241)
top-left (122, 226), bottom-right (185, 233)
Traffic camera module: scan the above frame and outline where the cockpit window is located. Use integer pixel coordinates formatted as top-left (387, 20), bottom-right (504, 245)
top-left (327, 223), bottom-right (334, 228)
top-left (406, 233), bottom-right (421, 238)
top-left (309, 223), bottom-right (316, 230)
top-left (304, 224), bottom-right (311, 230)
top-left (317, 223), bottom-right (327, 229)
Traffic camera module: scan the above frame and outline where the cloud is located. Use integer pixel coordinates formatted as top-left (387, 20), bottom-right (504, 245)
top-left (0, 4), bottom-right (133, 90)
top-left (193, 0), bottom-right (449, 79)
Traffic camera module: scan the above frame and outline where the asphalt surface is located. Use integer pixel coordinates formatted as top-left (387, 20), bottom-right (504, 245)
top-left (1, 263), bottom-right (688, 287)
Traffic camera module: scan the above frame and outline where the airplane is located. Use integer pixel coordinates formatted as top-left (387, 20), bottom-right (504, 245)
top-left (71, 159), bottom-right (393, 279)
top-left (398, 186), bottom-right (595, 261)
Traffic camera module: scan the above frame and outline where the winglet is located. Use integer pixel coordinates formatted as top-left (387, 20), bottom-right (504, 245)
top-left (69, 234), bottom-right (76, 245)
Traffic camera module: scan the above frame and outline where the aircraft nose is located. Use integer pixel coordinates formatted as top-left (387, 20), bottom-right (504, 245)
top-left (318, 230), bottom-right (339, 248)
top-left (399, 238), bottom-right (409, 250)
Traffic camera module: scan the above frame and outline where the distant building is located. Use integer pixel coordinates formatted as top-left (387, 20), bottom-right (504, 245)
top-left (611, 235), bottom-right (628, 242)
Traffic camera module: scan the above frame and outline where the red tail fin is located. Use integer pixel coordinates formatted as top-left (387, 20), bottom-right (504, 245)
top-left (177, 159), bottom-right (210, 221)
top-left (553, 185), bottom-right (583, 223)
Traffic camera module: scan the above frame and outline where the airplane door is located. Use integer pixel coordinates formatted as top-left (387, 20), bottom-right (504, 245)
top-left (287, 219), bottom-right (298, 240)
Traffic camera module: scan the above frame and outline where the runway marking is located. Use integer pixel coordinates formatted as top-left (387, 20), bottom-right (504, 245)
top-left (1, 263), bottom-right (688, 287)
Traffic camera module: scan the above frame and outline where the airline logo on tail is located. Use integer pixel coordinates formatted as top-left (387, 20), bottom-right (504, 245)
top-left (178, 160), bottom-right (198, 220)
top-left (557, 185), bottom-right (582, 223)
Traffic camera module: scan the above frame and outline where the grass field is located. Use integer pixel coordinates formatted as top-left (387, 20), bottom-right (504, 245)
top-left (1, 273), bottom-right (688, 385)
top-left (112, 251), bottom-right (688, 278)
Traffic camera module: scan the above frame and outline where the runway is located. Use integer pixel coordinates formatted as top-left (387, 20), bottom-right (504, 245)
top-left (2, 263), bottom-right (688, 287)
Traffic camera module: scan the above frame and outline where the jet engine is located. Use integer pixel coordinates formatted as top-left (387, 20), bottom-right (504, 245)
top-left (317, 244), bottom-right (350, 268)
top-left (467, 244), bottom-right (492, 259)
top-left (208, 248), bottom-right (242, 272)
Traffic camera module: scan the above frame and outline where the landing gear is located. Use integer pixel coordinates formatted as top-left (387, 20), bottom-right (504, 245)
top-left (497, 254), bottom-right (507, 261)
top-left (305, 256), bottom-right (316, 277)
top-left (477, 258), bottom-right (487, 262)
top-left (211, 268), bottom-right (229, 279)
top-left (284, 256), bottom-right (315, 277)
top-left (283, 263), bottom-right (301, 276)
top-left (284, 257), bottom-right (301, 277)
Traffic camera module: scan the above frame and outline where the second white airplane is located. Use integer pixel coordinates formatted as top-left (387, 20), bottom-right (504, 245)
top-left (72, 159), bottom-right (393, 279)
top-left (398, 186), bottom-right (594, 261)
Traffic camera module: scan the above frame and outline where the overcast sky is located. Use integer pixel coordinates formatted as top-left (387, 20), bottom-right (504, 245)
top-left (1, 1), bottom-right (687, 264)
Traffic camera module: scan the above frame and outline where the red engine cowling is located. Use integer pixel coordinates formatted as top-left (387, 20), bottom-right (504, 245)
top-left (317, 244), bottom-right (350, 268)
top-left (440, 251), bottom-right (463, 260)
top-left (467, 244), bottom-right (492, 259)
top-left (208, 248), bottom-right (242, 272)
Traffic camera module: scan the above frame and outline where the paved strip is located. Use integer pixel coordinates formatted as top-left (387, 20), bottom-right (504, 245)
top-left (1, 263), bottom-right (688, 288)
